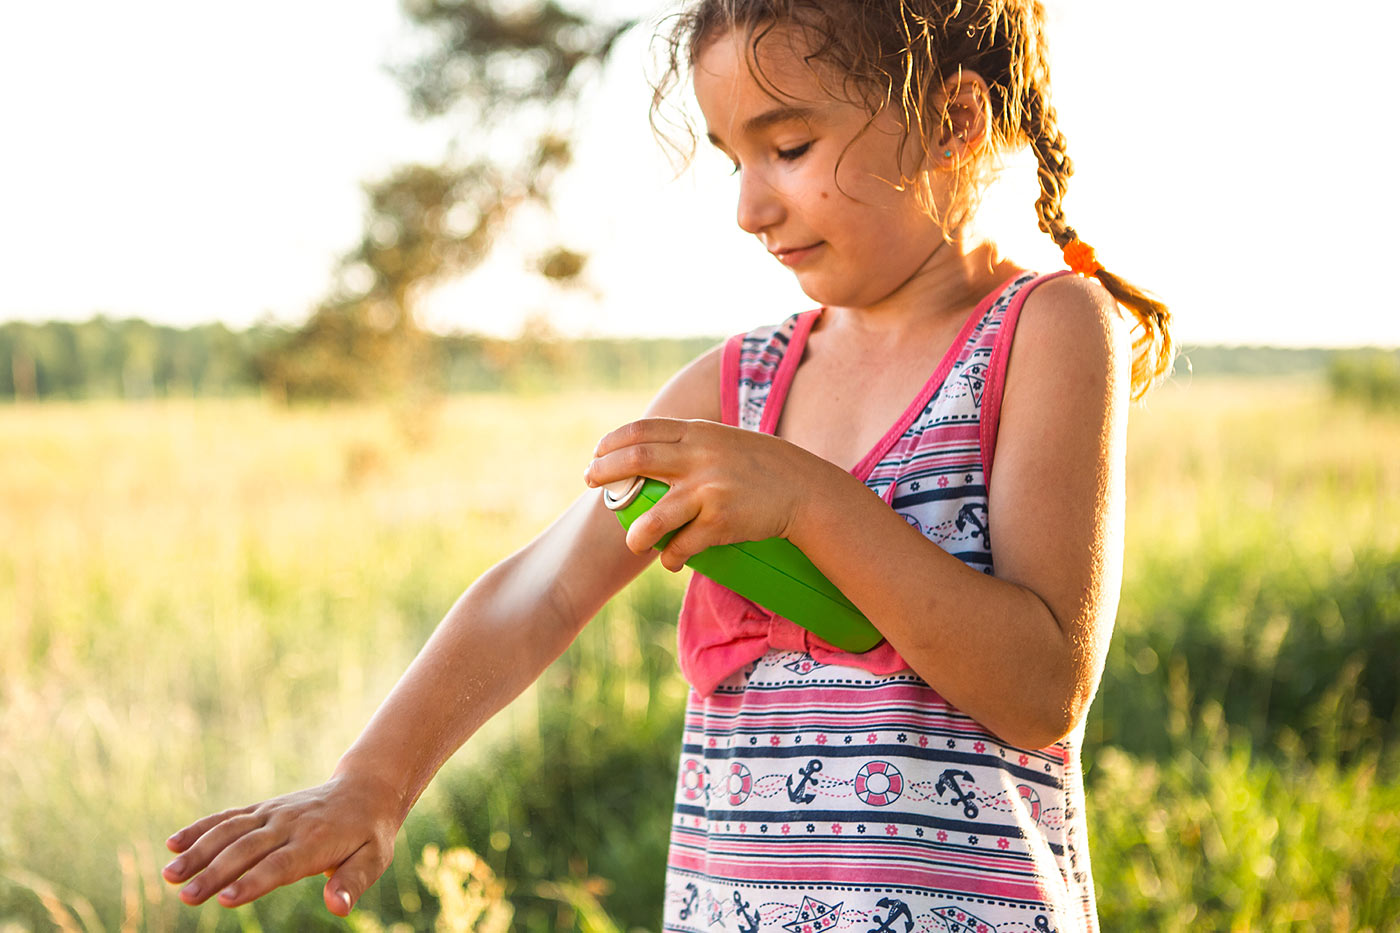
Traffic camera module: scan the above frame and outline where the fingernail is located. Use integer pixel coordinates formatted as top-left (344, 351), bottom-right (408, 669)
top-left (181, 881), bottom-right (200, 899)
top-left (339, 890), bottom-right (352, 911)
top-left (164, 858), bottom-right (184, 877)
top-left (220, 885), bottom-right (237, 901)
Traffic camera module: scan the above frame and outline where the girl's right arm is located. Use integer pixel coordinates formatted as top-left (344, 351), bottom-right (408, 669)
top-left (162, 344), bottom-right (723, 916)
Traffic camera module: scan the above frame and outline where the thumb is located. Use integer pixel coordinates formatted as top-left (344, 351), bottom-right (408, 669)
top-left (324, 842), bottom-right (386, 917)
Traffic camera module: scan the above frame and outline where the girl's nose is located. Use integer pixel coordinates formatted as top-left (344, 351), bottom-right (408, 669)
top-left (735, 170), bottom-right (783, 235)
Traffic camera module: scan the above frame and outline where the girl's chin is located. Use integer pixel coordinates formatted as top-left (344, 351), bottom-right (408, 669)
top-left (789, 270), bottom-right (837, 302)
top-left (791, 276), bottom-right (866, 310)
top-left (793, 263), bottom-right (934, 313)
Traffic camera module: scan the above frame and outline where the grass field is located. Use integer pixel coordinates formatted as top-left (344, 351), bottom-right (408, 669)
top-left (1, 378), bottom-right (1396, 932)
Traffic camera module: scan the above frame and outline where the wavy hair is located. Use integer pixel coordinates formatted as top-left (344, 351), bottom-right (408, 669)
top-left (650, 0), bottom-right (1172, 397)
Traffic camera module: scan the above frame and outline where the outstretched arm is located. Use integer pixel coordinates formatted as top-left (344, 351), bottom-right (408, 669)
top-left (163, 345), bottom-right (723, 915)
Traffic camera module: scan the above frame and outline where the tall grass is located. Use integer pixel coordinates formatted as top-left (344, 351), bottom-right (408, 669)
top-left (0, 393), bottom-right (667, 931)
top-left (1, 376), bottom-right (1397, 930)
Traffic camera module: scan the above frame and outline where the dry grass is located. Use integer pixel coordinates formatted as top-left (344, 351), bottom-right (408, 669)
top-left (1, 376), bottom-right (1396, 930)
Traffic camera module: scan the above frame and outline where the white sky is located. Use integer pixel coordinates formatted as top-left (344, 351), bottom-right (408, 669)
top-left (2, 0), bottom-right (1397, 347)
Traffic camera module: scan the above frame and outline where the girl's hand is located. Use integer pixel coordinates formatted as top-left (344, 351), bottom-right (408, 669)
top-left (584, 417), bottom-right (833, 571)
top-left (162, 771), bottom-right (402, 916)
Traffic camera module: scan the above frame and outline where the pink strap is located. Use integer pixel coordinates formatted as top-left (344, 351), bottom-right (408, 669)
top-left (847, 284), bottom-right (1000, 482)
top-left (758, 310), bottom-right (820, 434)
top-left (720, 333), bottom-right (744, 426)
top-left (980, 270), bottom-right (1074, 484)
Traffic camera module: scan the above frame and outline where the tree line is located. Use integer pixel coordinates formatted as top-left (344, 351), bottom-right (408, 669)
top-left (0, 316), bottom-right (719, 401)
top-left (5, 315), bottom-right (1395, 403)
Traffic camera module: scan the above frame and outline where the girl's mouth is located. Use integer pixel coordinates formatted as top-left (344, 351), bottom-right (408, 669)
top-left (771, 242), bottom-right (823, 267)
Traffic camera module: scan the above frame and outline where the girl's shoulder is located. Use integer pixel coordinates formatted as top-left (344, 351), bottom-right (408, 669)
top-left (993, 271), bottom-right (1133, 480)
top-left (1012, 272), bottom-right (1133, 385)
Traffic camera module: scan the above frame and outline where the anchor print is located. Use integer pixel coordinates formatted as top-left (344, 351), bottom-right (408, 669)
top-left (679, 883), bottom-right (699, 921)
top-left (935, 768), bottom-right (980, 819)
top-left (955, 503), bottom-right (990, 549)
top-left (786, 759), bottom-right (823, 804)
top-left (868, 897), bottom-right (914, 933)
top-left (734, 891), bottom-right (761, 933)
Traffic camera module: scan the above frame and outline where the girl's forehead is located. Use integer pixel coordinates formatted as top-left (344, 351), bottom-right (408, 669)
top-left (693, 26), bottom-right (849, 139)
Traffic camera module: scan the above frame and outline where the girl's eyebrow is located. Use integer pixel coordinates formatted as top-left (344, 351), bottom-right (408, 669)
top-left (706, 104), bottom-right (816, 147)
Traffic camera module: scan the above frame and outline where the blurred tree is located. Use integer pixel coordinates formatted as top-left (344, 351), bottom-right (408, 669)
top-left (260, 0), bottom-right (633, 401)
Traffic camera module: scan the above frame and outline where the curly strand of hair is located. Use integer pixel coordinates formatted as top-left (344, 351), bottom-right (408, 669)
top-left (1093, 267), bottom-right (1175, 400)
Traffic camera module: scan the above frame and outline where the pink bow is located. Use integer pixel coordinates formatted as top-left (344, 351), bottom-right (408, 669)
top-left (677, 574), bottom-right (909, 696)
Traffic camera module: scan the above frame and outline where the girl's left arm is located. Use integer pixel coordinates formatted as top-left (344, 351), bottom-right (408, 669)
top-left (586, 275), bottom-right (1131, 749)
top-left (800, 274), bottom-right (1132, 749)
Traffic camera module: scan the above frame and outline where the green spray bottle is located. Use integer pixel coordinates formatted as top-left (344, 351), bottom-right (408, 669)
top-left (601, 476), bottom-right (882, 653)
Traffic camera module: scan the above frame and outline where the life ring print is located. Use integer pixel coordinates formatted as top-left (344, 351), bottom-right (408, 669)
top-left (727, 761), bottom-right (753, 806)
top-left (1017, 784), bottom-right (1042, 824)
top-left (854, 760), bottom-right (903, 806)
top-left (681, 759), bottom-right (708, 801)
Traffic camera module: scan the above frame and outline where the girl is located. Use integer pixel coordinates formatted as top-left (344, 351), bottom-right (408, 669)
top-left (163, 1), bottom-right (1171, 930)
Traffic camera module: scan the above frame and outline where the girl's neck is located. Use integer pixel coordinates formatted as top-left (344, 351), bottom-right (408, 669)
top-left (819, 230), bottom-right (1024, 340)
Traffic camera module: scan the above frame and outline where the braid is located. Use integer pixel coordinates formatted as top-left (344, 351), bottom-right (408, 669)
top-left (1021, 3), bottom-right (1173, 399)
top-left (1022, 74), bottom-right (1074, 246)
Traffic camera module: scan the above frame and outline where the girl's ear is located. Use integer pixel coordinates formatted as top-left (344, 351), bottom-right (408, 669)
top-left (933, 68), bottom-right (992, 162)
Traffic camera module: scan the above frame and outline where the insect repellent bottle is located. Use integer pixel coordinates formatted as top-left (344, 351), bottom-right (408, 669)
top-left (601, 476), bottom-right (882, 653)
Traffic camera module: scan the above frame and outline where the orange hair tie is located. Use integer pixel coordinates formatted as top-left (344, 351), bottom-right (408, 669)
top-left (1062, 238), bottom-right (1103, 277)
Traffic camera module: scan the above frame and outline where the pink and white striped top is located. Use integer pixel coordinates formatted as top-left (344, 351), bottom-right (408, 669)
top-left (677, 270), bottom-right (1073, 697)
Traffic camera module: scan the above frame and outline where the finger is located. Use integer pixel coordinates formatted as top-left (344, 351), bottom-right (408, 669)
top-left (165, 805), bottom-right (257, 854)
top-left (592, 418), bottom-right (687, 458)
top-left (163, 812), bottom-right (265, 885)
top-left (179, 828), bottom-right (287, 906)
top-left (658, 514), bottom-right (718, 572)
top-left (625, 488), bottom-right (700, 555)
top-left (586, 442), bottom-right (685, 489)
top-left (325, 840), bottom-right (392, 917)
top-left (213, 837), bottom-right (320, 909)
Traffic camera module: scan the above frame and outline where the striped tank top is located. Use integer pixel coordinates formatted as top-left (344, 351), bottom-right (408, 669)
top-left (663, 270), bottom-right (1099, 933)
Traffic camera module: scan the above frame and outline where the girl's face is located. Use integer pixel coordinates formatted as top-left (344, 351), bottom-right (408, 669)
top-left (693, 26), bottom-right (949, 312)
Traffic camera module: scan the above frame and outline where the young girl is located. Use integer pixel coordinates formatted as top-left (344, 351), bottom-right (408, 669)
top-left (163, 1), bottom-right (1171, 930)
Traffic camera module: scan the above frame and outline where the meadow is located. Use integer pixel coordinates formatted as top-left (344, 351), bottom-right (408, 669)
top-left (1, 375), bottom-right (1397, 932)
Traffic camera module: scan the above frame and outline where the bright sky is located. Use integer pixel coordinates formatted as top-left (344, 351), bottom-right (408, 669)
top-left (2, 1), bottom-right (1397, 348)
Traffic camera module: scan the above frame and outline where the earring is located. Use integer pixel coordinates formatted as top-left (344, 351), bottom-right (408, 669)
top-left (943, 149), bottom-right (954, 158)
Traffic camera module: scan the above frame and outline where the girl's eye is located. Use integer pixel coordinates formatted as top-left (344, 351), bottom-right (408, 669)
top-left (724, 141), bottom-right (810, 175)
top-left (777, 142), bottom-right (812, 161)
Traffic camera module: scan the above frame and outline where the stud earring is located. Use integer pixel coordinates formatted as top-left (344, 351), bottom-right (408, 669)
top-left (943, 149), bottom-right (954, 158)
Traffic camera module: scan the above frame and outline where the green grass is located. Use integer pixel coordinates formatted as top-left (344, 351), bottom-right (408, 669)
top-left (1, 376), bottom-right (1396, 931)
